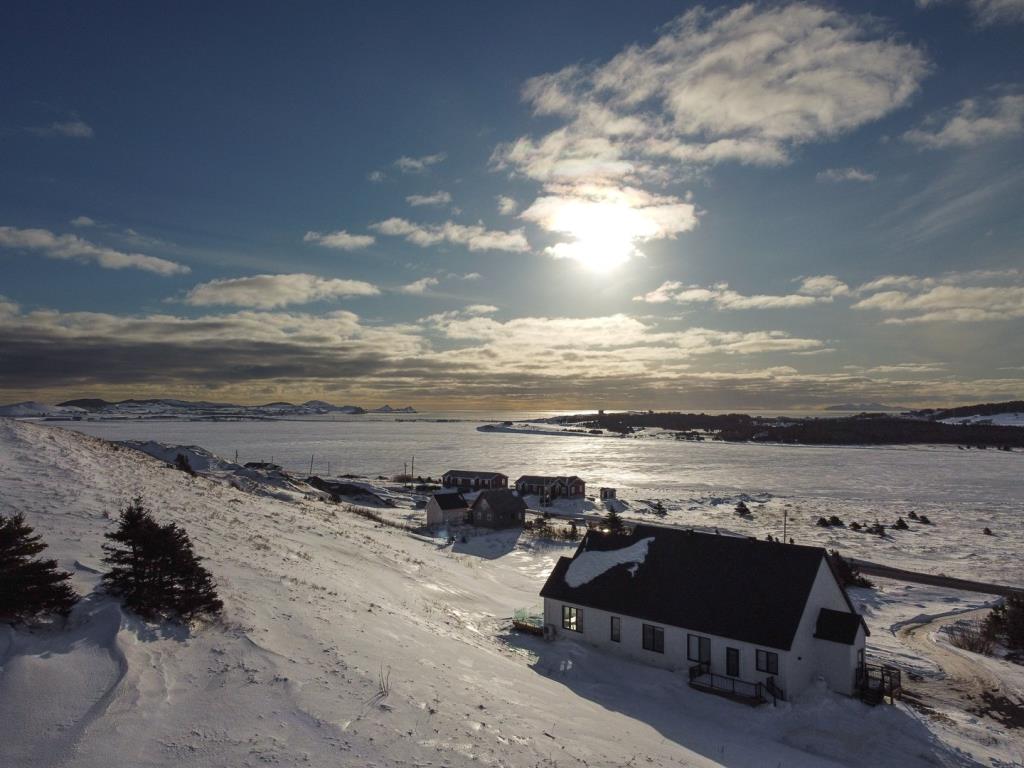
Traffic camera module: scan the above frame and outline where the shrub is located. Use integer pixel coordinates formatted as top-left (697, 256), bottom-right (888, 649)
top-left (947, 619), bottom-right (994, 655)
top-left (918, 515), bottom-right (932, 525)
top-left (102, 497), bottom-right (223, 621)
top-left (892, 517), bottom-right (909, 530)
top-left (816, 516), bottom-right (829, 527)
top-left (849, 521), bottom-right (863, 531)
top-left (908, 511), bottom-right (919, 521)
top-left (735, 501), bottom-right (751, 517)
top-left (1006, 595), bottom-right (1024, 650)
top-left (0, 513), bottom-right (79, 623)
top-left (828, 515), bottom-right (845, 527)
top-left (983, 527), bottom-right (993, 536)
top-left (175, 453), bottom-right (196, 476)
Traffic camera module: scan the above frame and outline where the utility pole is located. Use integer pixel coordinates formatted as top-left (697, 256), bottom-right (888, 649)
top-left (783, 509), bottom-right (788, 543)
top-left (309, 454), bottom-right (314, 475)
top-left (411, 455), bottom-right (415, 478)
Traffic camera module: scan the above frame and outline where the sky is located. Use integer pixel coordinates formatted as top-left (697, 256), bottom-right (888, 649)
top-left (1, 0), bottom-right (1023, 410)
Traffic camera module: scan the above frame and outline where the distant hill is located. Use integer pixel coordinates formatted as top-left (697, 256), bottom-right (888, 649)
top-left (911, 400), bottom-right (1024, 420)
top-left (3, 398), bottom-right (411, 418)
top-left (824, 402), bottom-right (903, 412)
top-left (58, 398), bottom-right (115, 411)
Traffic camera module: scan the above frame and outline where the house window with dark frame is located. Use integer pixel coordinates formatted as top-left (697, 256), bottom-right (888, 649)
top-left (756, 649), bottom-right (779, 675)
top-left (642, 623), bottom-right (664, 653)
top-left (610, 616), bottom-right (621, 643)
top-left (726, 647), bottom-right (740, 677)
top-left (562, 605), bottom-right (580, 632)
top-left (687, 634), bottom-right (710, 663)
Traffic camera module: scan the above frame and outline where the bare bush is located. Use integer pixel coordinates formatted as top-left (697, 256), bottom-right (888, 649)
top-left (946, 619), bottom-right (994, 655)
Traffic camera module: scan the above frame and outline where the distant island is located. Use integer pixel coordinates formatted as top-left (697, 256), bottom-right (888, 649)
top-left (0, 398), bottom-right (416, 419)
top-left (549, 400), bottom-right (1024, 447)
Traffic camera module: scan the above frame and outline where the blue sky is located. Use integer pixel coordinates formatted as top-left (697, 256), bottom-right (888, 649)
top-left (1, 1), bottom-right (1022, 408)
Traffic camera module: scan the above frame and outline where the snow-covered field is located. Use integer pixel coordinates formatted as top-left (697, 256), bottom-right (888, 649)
top-left (2, 419), bottom-right (1023, 766)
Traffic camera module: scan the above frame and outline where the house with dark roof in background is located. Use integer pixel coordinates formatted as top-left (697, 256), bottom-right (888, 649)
top-left (470, 489), bottom-right (527, 528)
top-left (441, 470), bottom-right (508, 491)
top-left (540, 523), bottom-right (869, 702)
top-left (514, 474), bottom-right (586, 500)
top-left (425, 492), bottom-right (469, 527)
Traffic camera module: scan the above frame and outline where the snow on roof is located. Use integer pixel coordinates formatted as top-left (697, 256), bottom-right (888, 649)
top-left (564, 537), bottom-right (654, 588)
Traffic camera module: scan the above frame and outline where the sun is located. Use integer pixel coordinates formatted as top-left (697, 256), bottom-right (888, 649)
top-left (539, 196), bottom-right (658, 273)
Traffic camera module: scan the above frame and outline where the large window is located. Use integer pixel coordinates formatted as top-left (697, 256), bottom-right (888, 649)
top-left (756, 649), bottom-right (779, 675)
top-left (726, 647), bottom-right (740, 677)
top-left (642, 624), bottom-right (664, 653)
top-left (562, 605), bottom-right (580, 632)
top-left (687, 634), bottom-right (710, 663)
top-left (610, 616), bottom-right (621, 643)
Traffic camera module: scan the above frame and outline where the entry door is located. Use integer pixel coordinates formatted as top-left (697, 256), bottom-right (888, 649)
top-left (726, 647), bottom-right (740, 677)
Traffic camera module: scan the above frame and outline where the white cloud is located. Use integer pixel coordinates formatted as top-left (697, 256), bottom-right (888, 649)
top-left (797, 275), bottom-right (850, 297)
top-left (29, 119), bottom-right (94, 138)
top-left (399, 277), bottom-right (440, 295)
top-left (853, 269), bottom-right (1024, 322)
top-left (917, 0), bottom-right (1024, 25)
top-left (371, 218), bottom-right (530, 252)
top-left (367, 170), bottom-right (386, 183)
top-left (493, 4), bottom-right (928, 182)
top-left (816, 167), bottom-right (877, 183)
top-left (394, 153), bottom-right (446, 174)
top-left (634, 280), bottom-right (830, 309)
top-left (406, 191), bottom-right (453, 207)
top-left (904, 93), bottom-right (1024, 148)
top-left (0, 226), bottom-right (188, 275)
top-left (70, 216), bottom-right (96, 227)
top-left (184, 273), bottom-right (380, 308)
top-left (496, 195), bottom-right (519, 215)
top-left (461, 272), bottom-right (482, 281)
top-left (303, 230), bottom-right (376, 250)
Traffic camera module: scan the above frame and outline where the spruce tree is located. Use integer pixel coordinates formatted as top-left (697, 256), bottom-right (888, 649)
top-left (102, 497), bottom-right (222, 621)
top-left (603, 508), bottom-right (625, 533)
top-left (0, 513), bottom-right (79, 623)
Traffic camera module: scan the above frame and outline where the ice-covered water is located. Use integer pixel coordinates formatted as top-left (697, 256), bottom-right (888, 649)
top-left (60, 413), bottom-right (1020, 505)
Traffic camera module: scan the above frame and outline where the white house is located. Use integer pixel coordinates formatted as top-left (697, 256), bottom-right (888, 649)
top-left (425, 492), bottom-right (469, 526)
top-left (540, 524), bottom-right (868, 703)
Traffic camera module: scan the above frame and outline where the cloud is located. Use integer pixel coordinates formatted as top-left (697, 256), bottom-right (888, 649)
top-left (394, 153), bottom-right (447, 174)
top-left (634, 280), bottom-right (831, 309)
top-left (303, 230), bottom-right (376, 250)
top-left (521, 183), bottom-right (698, 270)
top-left (904, 93), bottom-right (1024, 148)
top-left (797, 275), bottom-right (850, 297)
top-left (816, 167), bottom-right (877, 183)
top-left (184, 273), bottom-right (381, 308)
top-left (399, 277), bottom-right (440, 295)
top-left (371, 217), bottom-right (530, 252)
top-left (496, 195), bottom-right (519, 215)
top-left (460, 272), bottom-right (482, 281)
top-left (367, 170), bottom-right (386, 183)
top-left (0, 226), bottom-right (189, 275)
top-left (917, 0), bottom-right (1024, 25)
top-left (853, 269), bottom-right (1024, 322)
top-left (29, 119), bottom-right (95, 138)
top-left (406, 191), bottom-right (453, 207)
top-left (493, 4), bottom-right (928, 182)
top-left (70, 216), bottom-right (96, 227)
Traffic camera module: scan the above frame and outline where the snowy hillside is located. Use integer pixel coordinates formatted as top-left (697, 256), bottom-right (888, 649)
top-left (1, 419), bottom-right (1021, 767)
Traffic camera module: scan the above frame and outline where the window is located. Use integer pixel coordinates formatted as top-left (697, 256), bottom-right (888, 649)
top-left (726, 647), bottom-right (740, 677)
top-left (610, 616), bottom-right (621, 643)
top-left (756, 649), bottom-right (779, 675)
top-left (687, 634), bottom-right (710, 663)
top-left (562, 605), bottom-right (580, 632)
top-left (642, 624), bottom-right (664, 653)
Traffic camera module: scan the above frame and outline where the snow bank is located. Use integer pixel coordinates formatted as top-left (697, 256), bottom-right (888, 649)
top-left (565, 536), bottom-right (654, 587)
top-left (120, 440), bottom-right (240, 473)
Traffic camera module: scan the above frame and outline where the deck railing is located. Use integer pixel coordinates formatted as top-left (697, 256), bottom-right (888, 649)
top-left (688, 663), bottom-right (767, 705)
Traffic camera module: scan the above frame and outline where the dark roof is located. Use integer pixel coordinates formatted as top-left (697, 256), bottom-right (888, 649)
top-left (814, 608), bottom-right (865, 645)
top-left (540, 524), bottom-right (852, 651)
top-left (472, 489), bottom-right (527, 514)
top-left (431, 492), bottom-right (468, 510)
top-left (515, 475), bottom-right (584, 485)
top-left (443, 470), bottom-right (507, 479)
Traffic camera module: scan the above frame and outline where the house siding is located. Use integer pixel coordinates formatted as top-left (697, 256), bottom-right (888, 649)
top-left (543, 556), bottom-right (866, 700)
top-left (425, 497), bottom-right (467, 526)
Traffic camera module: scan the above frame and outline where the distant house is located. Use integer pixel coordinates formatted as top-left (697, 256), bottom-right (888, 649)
top-left (425, 492), bottom-right (469, 526)
top-left (470, 490), bottom-right (527, 529)
top-left (514, 475), bottom-right (586, 499)
top-left (599, 487), bottom-right (616, 501)
top-left (540, 524), bottom-right (869, 703)
top-left (442, 470), bottom-right (508, 491)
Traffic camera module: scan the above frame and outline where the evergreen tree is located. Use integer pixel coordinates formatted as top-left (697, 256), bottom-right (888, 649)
top-left (0, 513), bottom-right (79, 623)
top-left (175, 453), bottom-right (196, 476)
top-left (603, 508), bottom-right (625, 533)
top-left (102, 497), bottom-right (222, 621)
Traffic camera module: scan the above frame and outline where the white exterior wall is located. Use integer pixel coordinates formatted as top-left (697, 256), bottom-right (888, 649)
top-left (543, 556), bottom-right (867, 700)
top-left (543, 599), bottom-right (791, 691)
top-left (425, 498), bottom-right (466, 526)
